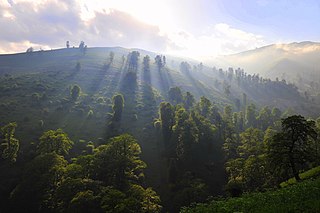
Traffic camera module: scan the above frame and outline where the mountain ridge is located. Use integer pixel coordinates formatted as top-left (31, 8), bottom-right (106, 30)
top-left (0, 44), bottom-right (319, 117)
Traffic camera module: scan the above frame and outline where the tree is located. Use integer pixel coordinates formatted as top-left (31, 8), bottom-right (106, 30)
top-left (66, 41), bottom-right (70, 48)
top-left (168, 87), bottom-right (183, 105)
top-left (223, 81), bottom-right (231, 96)
top-left (238, 127), bottom-right (264, 158)
top-left (79, 41), bottom-right (85, 49)
top-left (54, 178), bottom-right (102, 212)
top-left (162, 55), bottom-right (166, 66)
top-left (101, 184), bottom-right (162, 213)
top-left (143, 55), bottom-right (150, 71)
top-left (143, 55), bottom-right (151, 84)
top-left (223, 105), bottom-right (233, 124)
top-left (10, 153), bottom-right (67, 212)
top-left (93, 134), bottom-right (146, 189)
top-left (172, 108), bottom-right (198, 159)
top-left (159, 102), bottom-right (175, 148)
top-left (184, 92), bottom-right (195, 110)
top-left (154, 55), bottom-right (163, 71)
top-left (271, 107), bottom-right (282, 123)
top-left (268, 115), bottom-right (318, 181)
top-left (38, 129), bottom-right (73, 156)
top-left (70, 85), bottom-right (81, 101)
top-left (1, 122), bottom-right (19, 162)
top-left (223, 105), bottom-right (234, 139)
top-left (197, 96), bottom-right (211, 117)
top-left (79, 41), bottom-right (87, 55)
top-left (68, 190), bottom-right (101, 213)
top-left (245, 103), bottom-right (257, 128)
top-left (190, 111), bottom-right (216, 148)
top-left (180, 62), bottom-right (191, 74)
top-left (257, 106), bottom-right (272, 130)
top-left (112, 94), bottom-right (124, 122)
top-left (242, 93), bottom-right (247, 110)
top-left (128, 51), bottom-right (140, 72)
top-left (242, 155), bottom-right (267, 191)
top-left (26, 47), bottom-right (33, 53)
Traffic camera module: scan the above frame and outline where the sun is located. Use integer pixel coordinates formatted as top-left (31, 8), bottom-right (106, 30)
top-left (80, 0), bottom-right (174, 32)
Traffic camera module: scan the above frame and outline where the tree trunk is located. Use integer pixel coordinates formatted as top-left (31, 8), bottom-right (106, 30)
top-left (289, 155), bottom-right (301, 181)
top-left (289, 131), bottom-right (301, 181)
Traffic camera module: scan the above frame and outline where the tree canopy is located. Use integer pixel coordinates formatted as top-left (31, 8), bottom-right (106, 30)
top-left (38, 129), bottom-right (73, 156)
top-left (268, 115), bottom-right (318, 181)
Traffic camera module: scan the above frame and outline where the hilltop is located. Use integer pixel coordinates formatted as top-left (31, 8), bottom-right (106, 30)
top-left (0, 46), bottom-right (318, 117)
top-left (211, 41), bottom-right (320, 96)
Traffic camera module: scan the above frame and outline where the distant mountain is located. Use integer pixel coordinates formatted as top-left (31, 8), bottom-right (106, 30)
top-left (211, 41), bottom-right (320, 94)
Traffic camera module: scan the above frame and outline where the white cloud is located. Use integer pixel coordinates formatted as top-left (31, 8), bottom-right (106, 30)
top-left (0, 40), bottom-right (51, 53)
top-left (0, 0), bottom-right (172, 53)
top-left (0, 0), bottom-right (266, 58)
top-left (167, 23), bottom-right (266, 59)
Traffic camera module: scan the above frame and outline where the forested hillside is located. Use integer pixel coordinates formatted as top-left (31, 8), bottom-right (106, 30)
top-left (0, 47), bottom-right (319, 212)
top-left (213, 41), bottom-right (320, 100)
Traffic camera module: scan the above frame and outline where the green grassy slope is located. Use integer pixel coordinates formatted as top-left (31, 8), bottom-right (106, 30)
top-left (1, 47), bottom-right (317, 114)
top-left (280, 166), bottom-right (320, 188)
top-left (181, 177), bottom-right (320, 213)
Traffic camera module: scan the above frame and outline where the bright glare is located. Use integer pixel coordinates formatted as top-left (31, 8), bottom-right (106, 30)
top-left (80, 0), bottom-right (175, 32)
top-left (78, 0), bottom-right (264, 59)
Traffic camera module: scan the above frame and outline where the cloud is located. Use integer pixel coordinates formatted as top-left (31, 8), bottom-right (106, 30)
top-left (214, 23), bottom-right (266, 53)
top-left (83, 10), bottom-right (170, 51)
top-left (167, 23), bottom-right (266, 59)
top-left (0, 0), bottom-right (83, 52)
top-left (0, 0), bottom-right (171, 53)
top-left (0, 0), bottom-right (266, 58)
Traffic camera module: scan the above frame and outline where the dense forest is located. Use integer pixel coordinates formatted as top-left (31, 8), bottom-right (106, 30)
top-left (0, 47), bottom-right (319, 212)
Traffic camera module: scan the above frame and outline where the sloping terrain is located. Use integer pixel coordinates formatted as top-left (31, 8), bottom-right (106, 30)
top-left (181, 177), bottom-right (320, 213)
top-left (211, 41), bottom-right (320, 96)
top-left (0, 47), bottom-right (319, 212)
top-left (0, 47), bottom-right (319, 147)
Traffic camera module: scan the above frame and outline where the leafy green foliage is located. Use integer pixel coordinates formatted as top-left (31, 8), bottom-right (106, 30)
top-left (267, 115), bottom-right (318, 181)
top-left (10, 153), bottom-right (67, 212)
top-left (159, 102), bottom-right (175, 147)
top-left (168, 87), bottom-right (184, 105)
top-left (38, 129), bottom-right (73, 156)
top-left (112, 93), bottom-right (124, 122)
top-left (1, 122), bottom-right (19, 162)
top-left (92, 134), bottom-right (146, 189)
top-left (280, 166), bottom-right (320, 187)
top-left (181, 178), bottom-right (320, 213)
top-left (184, 92), bottom-right (195, 110)
top-left (238, 127), bottom-right (264, 158)
top-left (172, 108), bottom-right (198, 159)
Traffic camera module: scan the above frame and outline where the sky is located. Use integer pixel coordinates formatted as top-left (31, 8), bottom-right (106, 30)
top-left (0, 0), bottom-right (319, 59)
